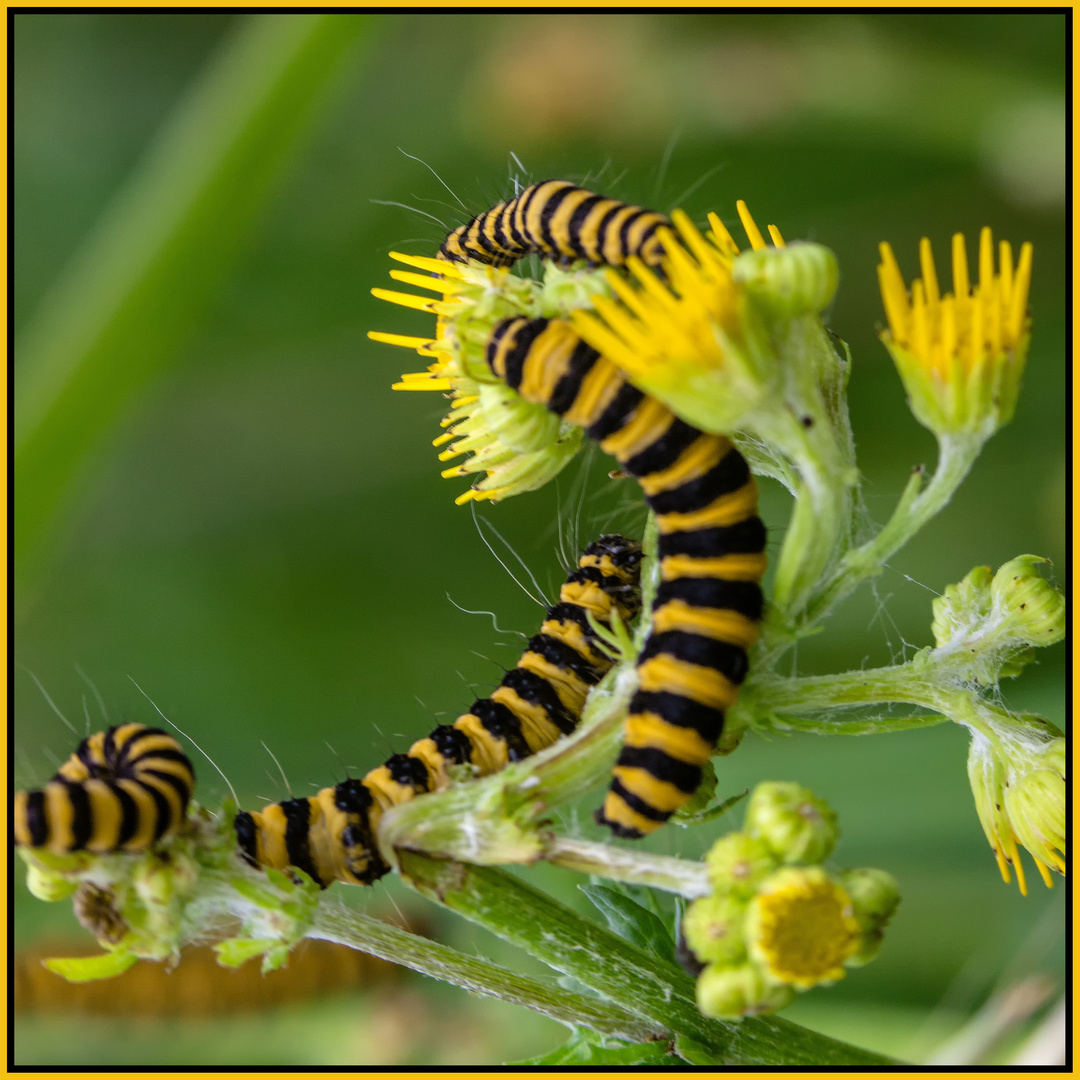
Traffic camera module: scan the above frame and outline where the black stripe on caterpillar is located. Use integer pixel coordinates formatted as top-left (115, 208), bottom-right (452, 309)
top-left (439, 180), bottom-right (669, 272)
top-left (14, 724), bottom-right (196, 854)
top-left (234, 535), bottom-right (643, 887)
top-left (485, 316), bottom-right (766, 839)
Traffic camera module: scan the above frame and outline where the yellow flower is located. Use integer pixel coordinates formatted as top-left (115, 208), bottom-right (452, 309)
top-left (877, 228), bottom-right (1032, 437)
top-left (746, 866), bottom-right (860, 989)
top-left (570, 202), bottom-right (782, 435)
top-left (968, 725), bottom-right (1065, 894)
top-left (368, 253), bottom-right (582, 504)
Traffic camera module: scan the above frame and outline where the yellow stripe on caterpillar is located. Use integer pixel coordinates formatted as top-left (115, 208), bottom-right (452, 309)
top-left (654, 481), bottom-right (759, 532)
top-left (622, 712), bottom-right (715, 766)
top-left (597, 790), bottom-right (665, 837)
top-left (490, 685), bottom-right (567, 754)
top-left (517, 652), bottom-right (591, 715)
top-left (650, 600), bottom-right (760, 649)
top-left (598, 397), bottom-right (676, 460)
top-left (637, 435), bottom-right (730, 497)
top-left (612, 765), bottom-right (694, 814)
top-left (660, 552), bottom-right (769, 582)
top-left (636, 654), bottom-right (739, 711)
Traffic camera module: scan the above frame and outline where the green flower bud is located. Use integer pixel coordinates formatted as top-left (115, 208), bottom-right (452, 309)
top-left (835, 868), bottom-right (900, 968)
top-left (932, 565), bottom-right (993, 648)
top-left (695, 962), bottom-right (795, 1020)
top-left (1004, 764), bottom-right (1066, 879)
top-left (682, 894), bottom-right (748, 966)
top-left (990, 556), bottom-right (1066, 647)
top-left (705, 832), bottom-right (777, 897)
top-left (25, 863), bottom-right (78, 903)
top-left (744, 782), bottom-right (838, 864)
top-left (931, 557), bottom-right (1063, 682)
top-left (733, 242), bottom-right (839, 319)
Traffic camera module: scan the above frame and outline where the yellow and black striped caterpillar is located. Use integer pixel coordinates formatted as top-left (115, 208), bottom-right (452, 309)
top-left (483, 316), bottom-right (766, 838)
top-left (234, 535), bottom-right (643, 887)
top-left (13, 724), bottom-right (196, 855)
top-left (440, 179), bottom-right (670, 271)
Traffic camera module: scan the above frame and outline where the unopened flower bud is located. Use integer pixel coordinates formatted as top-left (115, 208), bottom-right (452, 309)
top-left (733, 242), bottom-right (838, 319)
top-left (835, 868), bottom-right (901, 967)
top-left (932, 565), bottom-right (993, 648)
top-left (25, 863), bottom-right (78, 903)
top-left (1004, 763), bottom-right (1066, 879)
top-left (705, 832), bottom-right (777, 897)
top-left (695, 962), bottom-right (794, 1020)
top-left (682, 894), bottom-right (748, 966)
top-left (990, 555), bottom-right (1066, 647)
top-left (745, 782), bottom-right (838, 864)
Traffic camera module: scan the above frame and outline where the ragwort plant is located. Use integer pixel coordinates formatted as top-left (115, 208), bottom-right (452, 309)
top-left (16, 188), bottom-right (1064, 1067)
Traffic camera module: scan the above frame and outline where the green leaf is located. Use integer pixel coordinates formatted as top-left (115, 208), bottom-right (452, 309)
top-left (511, 1029), bottom-right (686, 1066)
top-left (671, 761), bottom-right (719, 821)
top-left (674, 1033), bottom-right (723, 1065)
top-left (674, 787), bottom-right (749, 827)
top-left (212, 937), bottom-right (277, 968)
top-left (43, 950), bottom-right (138, 983)
top-left (579, 883), bottom-right (674, 961)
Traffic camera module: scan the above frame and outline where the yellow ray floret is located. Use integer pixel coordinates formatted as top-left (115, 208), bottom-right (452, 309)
top-left (877, 227), bottom-right (1032, 376)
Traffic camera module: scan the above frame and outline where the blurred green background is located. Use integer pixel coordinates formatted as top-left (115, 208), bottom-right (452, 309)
top-left (14, 11), bottom-right (1066, 1067)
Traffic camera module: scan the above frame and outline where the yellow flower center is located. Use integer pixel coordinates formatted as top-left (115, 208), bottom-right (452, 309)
top-left (750, 869), bottom-right (858, 988)
top-left (877, 228), bottom-right (1032, 376)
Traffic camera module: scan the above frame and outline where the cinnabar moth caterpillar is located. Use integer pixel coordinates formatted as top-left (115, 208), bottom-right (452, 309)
top-left (484, 315), bottom-right (766, 839)
top-left (234, 535), bottom-right (643, 887)
top-left (440, 180), bottom-right (670, 272)
top-left (13, 724), bottom-right (196, 855)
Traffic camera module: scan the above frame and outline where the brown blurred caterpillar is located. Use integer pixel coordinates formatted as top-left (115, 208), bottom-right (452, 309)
top-left (234, 534), bottom-right (643, 887)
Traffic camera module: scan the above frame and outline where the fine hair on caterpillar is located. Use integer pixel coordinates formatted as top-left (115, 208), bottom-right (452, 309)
top-left (233, 535), bottom-right (643, 887)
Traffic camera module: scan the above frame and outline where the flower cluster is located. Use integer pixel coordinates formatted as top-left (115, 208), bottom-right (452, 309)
top-left (682, 782), bottom-right (899, 1019)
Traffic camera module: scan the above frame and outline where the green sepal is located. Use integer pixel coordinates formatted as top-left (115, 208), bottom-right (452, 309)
top-left (43, 949), bottom-right (138, 983)
top-left (213, 936), bottom-right (278, 968)
top-left (673, 782), bottom-right (748, 827)
top-left (673, 1033), bottom-right (723, 1065)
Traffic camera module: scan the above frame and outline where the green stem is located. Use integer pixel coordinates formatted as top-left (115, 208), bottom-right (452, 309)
top-left (308, 901), bottom-right (662, 1043)
top-left (543, 836), bottom-right (710, 898)
top-left (751, 395), bottom-right (851, 625)
top-left (802, 431), bottom-right (982, 630)
top-left (398, 853), bottom-right (898, 1066)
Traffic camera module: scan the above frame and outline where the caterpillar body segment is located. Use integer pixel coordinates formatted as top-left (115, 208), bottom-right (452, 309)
top-left (440, 180), bottom-right (670, 272)
top-left (485, 316), bottom-right (766, 838)
top-left (13, 724), bottom-right (196, 855)
top-left (234, 535), bottom-right (643, 887)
